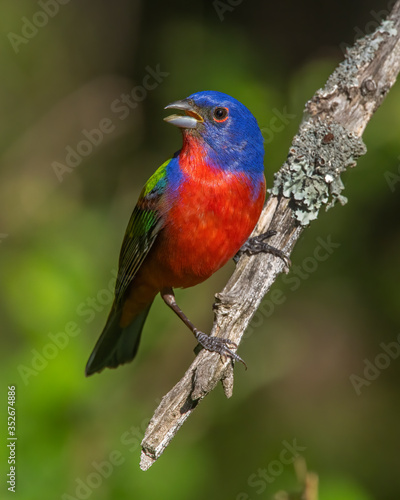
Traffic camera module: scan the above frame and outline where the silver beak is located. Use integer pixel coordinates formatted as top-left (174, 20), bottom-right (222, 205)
top-left (164, 99), bottom-right (203, 129)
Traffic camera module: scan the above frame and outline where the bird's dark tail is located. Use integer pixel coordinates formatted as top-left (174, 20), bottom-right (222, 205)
top-left (85, 303), bottom-right (152, 376)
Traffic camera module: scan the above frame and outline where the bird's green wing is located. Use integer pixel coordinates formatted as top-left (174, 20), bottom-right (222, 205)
top-left (115, 159), bottom-right (170, 304)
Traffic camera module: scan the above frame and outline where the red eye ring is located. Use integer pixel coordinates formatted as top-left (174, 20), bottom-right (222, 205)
top-left (213, 107), bottom-right (229, 122)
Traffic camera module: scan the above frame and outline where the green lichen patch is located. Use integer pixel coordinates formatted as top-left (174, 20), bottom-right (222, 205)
top-left (324, 19), bottom-right (397, 93)
top-left (270, 120), bottom-right (367, 225)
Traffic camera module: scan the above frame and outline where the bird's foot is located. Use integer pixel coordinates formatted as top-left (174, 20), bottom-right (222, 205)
top-left (234, 230), bottom-right (291, 269)
top-left (195, 330), bottom-right (247, 368)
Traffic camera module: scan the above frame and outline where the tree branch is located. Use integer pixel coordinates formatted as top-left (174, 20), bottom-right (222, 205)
top-left (140, 2), bottom-right (400, 470)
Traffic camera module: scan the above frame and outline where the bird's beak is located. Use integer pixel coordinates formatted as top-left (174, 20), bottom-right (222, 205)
top-left (164, 99), bottom-right (203, 129)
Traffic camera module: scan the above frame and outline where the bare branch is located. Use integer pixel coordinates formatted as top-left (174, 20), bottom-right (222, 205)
top-left (140, 1), bottom-right (400, 470)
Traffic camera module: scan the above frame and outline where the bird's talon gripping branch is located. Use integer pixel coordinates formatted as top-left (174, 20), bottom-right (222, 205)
top-left (195, 331), bottom-right (236, 349)
top-left (160, 288), bottom-right (245, 367)
top-left (234, 230), bottom-right (291, 268)
top-left (195, 331), bottom-right (246, 367)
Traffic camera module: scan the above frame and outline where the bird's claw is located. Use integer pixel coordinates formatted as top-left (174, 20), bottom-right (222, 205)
top-left (195, 331), bottom-right (247, 368)
top-left (234, 230), bottom-right (291, 269)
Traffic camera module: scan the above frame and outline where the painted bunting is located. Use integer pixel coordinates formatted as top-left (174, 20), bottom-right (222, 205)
top-left (86, 90), bottom-right (286, 376)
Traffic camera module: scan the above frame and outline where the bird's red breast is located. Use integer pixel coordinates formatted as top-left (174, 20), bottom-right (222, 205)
top-left (160, 134), bottom-right (265, 285)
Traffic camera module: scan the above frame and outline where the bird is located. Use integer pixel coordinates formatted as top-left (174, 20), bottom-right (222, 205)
top-left (85, 90), bottom-right (287, 376)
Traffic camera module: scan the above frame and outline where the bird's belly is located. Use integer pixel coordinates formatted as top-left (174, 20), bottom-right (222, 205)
top-left (153, 174), bottom-right (266, 288)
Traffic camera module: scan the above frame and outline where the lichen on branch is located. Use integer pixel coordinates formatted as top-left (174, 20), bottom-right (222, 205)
top-left (271, 120), bottom-right (367, 225)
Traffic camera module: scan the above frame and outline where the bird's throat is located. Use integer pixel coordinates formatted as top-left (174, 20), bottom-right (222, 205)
top-left (179, 133), bottom-right (212, 175)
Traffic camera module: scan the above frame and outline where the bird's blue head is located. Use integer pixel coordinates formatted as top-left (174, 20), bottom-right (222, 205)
top-left (164, 90), bottom-right (264, 176)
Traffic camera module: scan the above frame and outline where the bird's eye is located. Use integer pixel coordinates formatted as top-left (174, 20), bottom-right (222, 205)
top-left (213, 107), bottom-right (229, 122)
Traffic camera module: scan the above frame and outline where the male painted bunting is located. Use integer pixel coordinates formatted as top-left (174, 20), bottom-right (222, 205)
top-left (86, 90), bottom-right (286, 376)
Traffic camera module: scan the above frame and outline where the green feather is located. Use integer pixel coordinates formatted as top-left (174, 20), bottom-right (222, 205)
top-left (142, 158), bottom-right (169, 196)
top-left (86, 160), bottom-right (172, 375)
top-left (114, 159), bottom-right (170, 303)
top-left (85, 304), bottom-right (152, 375)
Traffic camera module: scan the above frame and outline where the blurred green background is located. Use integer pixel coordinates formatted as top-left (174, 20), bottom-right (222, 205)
top-left (1, 0), bottom-right (400, 499)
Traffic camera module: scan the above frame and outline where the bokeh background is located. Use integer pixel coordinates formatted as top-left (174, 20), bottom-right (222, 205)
top-left (1, 1), bottom-right (400, 499)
